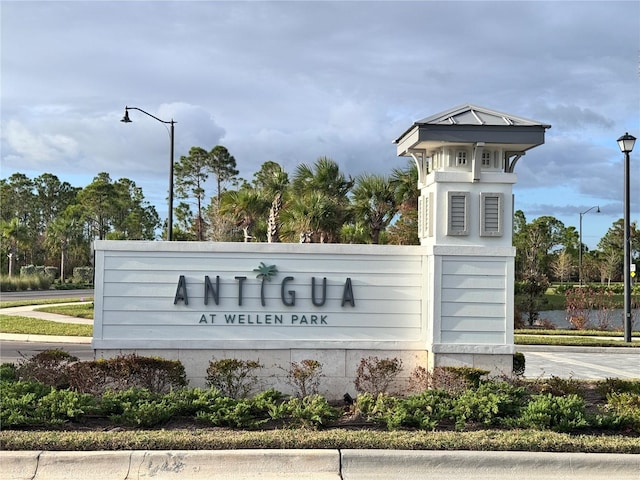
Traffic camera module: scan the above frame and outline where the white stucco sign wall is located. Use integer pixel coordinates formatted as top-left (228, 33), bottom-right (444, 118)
top-left (92, 241), bottom-right (426, 351)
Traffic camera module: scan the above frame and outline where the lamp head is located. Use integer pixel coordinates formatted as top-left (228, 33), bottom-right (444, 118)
top-left (120, 109), bottom-right (132, 123)
top-left (617, 132), bottom-right (636, 153)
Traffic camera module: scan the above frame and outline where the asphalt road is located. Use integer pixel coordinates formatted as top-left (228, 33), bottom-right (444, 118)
top-left (1, 340), bottom-right (95, 363)
top-left (0, 289), bottom-right (94, 302)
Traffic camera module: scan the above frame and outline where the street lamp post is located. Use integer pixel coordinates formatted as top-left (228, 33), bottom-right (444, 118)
top-left (578, 206), bottom-right (599, 285)
top-left (617, 132), bottom-right (636, 343)
top-left (121, 106), bottom-right (175, 241)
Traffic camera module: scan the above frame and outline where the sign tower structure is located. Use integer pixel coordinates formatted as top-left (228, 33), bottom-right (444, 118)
top-left (394, 104), bottom-right (550, 372)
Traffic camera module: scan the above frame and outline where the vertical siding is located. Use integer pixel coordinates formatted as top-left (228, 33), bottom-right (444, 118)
top-left (439, 256), bottom-right (507, 344)
top-left (93, 242), bottom-right (426, 349)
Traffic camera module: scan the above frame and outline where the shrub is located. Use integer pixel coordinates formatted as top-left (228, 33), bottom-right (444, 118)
top-left (597, 378), bottom-right (640, 396)
top-left (0, 276), bottom-right (17, 292)
top-left (284, 359), bottom-right (323, 398)
top-left (100, 388), bottom-right (176, 427)
top-left (513, 352), bottom-right (525, 376)
top-left (354, 392), bottom-right (394, 418)
top-left (408, 366), bottom-right (470, 395)
top-left (163, 387), bottom-right (225, 417)
top-left (0, 380), bottom-right (53, 427)
top-left (565, 287), bottom-right (601, 330)
top-left (20, 265), bottom-right (37, 277)
top-left (517, 393), bottom-right (589, 432)
top-left (408, 366), bottom-right (430, 393)
top-left (196, 390), bottom-right (281, 428)
top-left (72, 266), bottom-right (94, 284)
top-left (532, 375), bottom-right (582, 396)
top-left (383, 391), bottom-right (453, 431)
top-left (598, 391), bottom-right (640, 433)
top-left (44, 266), bottom-right (59, 279)
top-left (16, 349), bottom-right (79, 389)
top-left (0, 363), bottom-right (18, 382)
top-left (68, 354), bottom-right (187, 395)
top-left (354, 356), bottom-right (403, 396)
top-left (278, 394), bottom-right (339, 429)
top-left (407, 365), bottom-right (489, 394)
top-left (5, 272), bottom-right (53, 291)
top-left (36, 388), bottom-right (97, 425)
top-left (445, 367), bottom-right (490, 387)
top-left (206, 358), bottom-right (263, 398)
top-left (0, 381), bottom-right (96, 427)
top-left (452, 381), bottom-right (527, 430)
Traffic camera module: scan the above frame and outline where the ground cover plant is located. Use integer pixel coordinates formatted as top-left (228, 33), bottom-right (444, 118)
top-left (1, 350), bottom-right (639, 453)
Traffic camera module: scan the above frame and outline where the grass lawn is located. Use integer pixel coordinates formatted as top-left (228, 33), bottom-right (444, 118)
top-left (515, 334), bottom-right (640, 347)
top-left (0, 315), bottom-right (92, 336)
top-left (0, 297), bottom-right (93, 309)
top-left (35, 303), bottom-right (93, 318)
top-left (2, 428), bottom-right (639, 453)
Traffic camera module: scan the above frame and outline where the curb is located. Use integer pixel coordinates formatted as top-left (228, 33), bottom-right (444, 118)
top-left (341, 449), bottom-right (640, 479)
top-left (2, 449), bottom-right (639, 480)
top-left (1, 449), bottom-right (340, 480)
top-left (0, 333), bottom-right (92, 344)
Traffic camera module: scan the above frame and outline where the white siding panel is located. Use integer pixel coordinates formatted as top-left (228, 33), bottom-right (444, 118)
top-left (441, 288), bottom-right (504, 303)
top-left (441, 275), bottom-right (505, 289)
top-left (437, 255), bottom-right (508, 345)
top-left (441, 317), bottom-right (505, 331)
top-left (103, 252), bottom-right (421, 275)
top-left (441, 302), bottom-right (505, 317)
top-left (442, 259), bottom-right (506, 276)
top-left (101, 325), bottom-right (424, 342)
top-left (94, 241), bottom-right (426, 349)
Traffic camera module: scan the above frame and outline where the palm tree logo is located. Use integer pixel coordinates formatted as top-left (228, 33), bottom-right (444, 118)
top-left (254, 262), bottom-right (278, 306)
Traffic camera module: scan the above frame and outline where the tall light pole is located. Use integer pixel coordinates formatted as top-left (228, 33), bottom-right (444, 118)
top-left (121, 106), bottom-right (175, 241)
top-left (617, 132), bottom-right (636, 343)
top-left (578, 206), bottom-right (599, 285)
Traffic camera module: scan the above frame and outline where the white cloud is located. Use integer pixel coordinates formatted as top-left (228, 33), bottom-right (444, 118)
top-left (1, 120), bottom-right (79, 167)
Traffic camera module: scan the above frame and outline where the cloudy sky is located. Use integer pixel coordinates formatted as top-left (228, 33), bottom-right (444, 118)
top-left (2, 0), bottom-right (639, 247)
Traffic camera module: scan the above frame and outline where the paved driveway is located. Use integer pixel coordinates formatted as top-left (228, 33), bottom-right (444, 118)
top-left (518, 345), bottom-right (639, 380)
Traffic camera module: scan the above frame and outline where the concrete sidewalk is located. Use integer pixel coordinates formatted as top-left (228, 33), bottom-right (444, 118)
top-left (2, 449), bottom-right (639, 480)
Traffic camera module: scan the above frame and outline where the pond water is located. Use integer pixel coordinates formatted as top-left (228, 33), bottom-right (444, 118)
top-left (524, 309), bottom-right (632, 330)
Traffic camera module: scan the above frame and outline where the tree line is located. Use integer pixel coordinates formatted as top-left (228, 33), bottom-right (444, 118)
top-left (1, 144), bottom-right (638, 285)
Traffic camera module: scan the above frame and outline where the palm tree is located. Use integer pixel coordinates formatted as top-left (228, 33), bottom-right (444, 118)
top-left (290, 157), bottom-right (353, 242)
top-left (387, 162), bottom-right (420, 245)
top-left (252, 162), bottom-right (289, 243)
top-left (45, 215), bottom-right (83, 282)
top-left (351, 174), bottom-right (397, 244)
top-left (281, 191), bottom-right (340, 243)
top-left (390, 161), bottom-right (419, 211)
top-left (219, 188), bottom-right (269, 242)
top-left (1, 218), bottom-right (28, 277)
